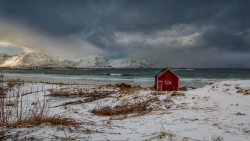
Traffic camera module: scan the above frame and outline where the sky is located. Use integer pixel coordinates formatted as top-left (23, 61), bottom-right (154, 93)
top-left (0, 0), bottom-right (250, 68)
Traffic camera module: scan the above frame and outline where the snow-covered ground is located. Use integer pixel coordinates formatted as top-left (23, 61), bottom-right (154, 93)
top-left (1, 80), bottom-right (250, 140)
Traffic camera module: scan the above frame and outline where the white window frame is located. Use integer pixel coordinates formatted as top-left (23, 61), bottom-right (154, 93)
top-left (165, 80), bottom-right (171, 85)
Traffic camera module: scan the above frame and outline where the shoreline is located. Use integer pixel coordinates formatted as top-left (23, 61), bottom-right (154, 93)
top-left (2, 68), bottom-right (250, 89)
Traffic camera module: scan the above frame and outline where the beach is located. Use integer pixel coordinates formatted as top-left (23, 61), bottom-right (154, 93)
top-left (1, 78), bottom-right (250, 140)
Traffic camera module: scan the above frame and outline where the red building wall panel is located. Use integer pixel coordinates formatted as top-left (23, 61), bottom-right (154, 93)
top-left (155, 69), bottom-right (179, 91)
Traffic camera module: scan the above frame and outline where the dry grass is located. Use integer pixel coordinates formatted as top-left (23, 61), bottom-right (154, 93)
top-left (149, 86), bottom-right (156, 91)
top-left (115, 83), bottom-right (132, 90)
top-left (151, 91), bottom-right (164, 95)
top-left (236, 112), bottom-right (246, 116)
top-left (4, 81), bottom-right (24, 92)
top-left (91, 96), bottom-right (158, 116)
top-left (244, 90), bottom-right (250, 95)
top-left (115, 83), bottom-right (142, 95)
top-left (55, 91), bottom-right (114, 107)
top-left (170, 91), bottom-right (185, 97)
top-left (0, 95), bottom-right (81, 128)
top-left (45, 82), bottom-right (65, 85)
top-left (7, 115), bottom-right (81, 128)
top-left (145, 125), bottom-right (176, 141)
top-left (235, 85), bottom-right (250, 95)
top-left (56, 100), bottom-right (84, 108)
top-left (163, 98), bottom-right (173, 103)
top-left (6, 79), bottom-right (24, 83)
top-left (235, 85), bottom-right (241, 89)
top-left (212, 135), bottom-right (224, 141)
top-left (0, 77), bottom-right (82, 129)
top-left (5, 102), bottom-right (15, 106)
top-left (7, 82), bottom-right (16, 89)
top-left (91, 102), bottom-right (147, 116)
top-left (49, 84), bottom-right (116, 98)
top-left (236, 89), bottom-right (243, 93)
top-left (179, 86), bottom-right (187, 91)
top-left (50, 91), bottom-right (71, 97)
top-left (224, 83), bottom-right (231, 87)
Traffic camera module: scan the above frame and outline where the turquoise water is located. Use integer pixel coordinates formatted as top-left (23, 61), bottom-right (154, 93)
top-left (2, 68), bottom-right (250, 88)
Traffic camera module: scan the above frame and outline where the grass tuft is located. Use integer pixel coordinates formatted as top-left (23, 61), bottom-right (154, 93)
top-left (5, 102), bottom-right (15, 106)
top-left (0, 77), bottom-right (82, 130)
top-left (115, 83), bottom-right (142, 95)
top-left (236, 112), bottom-right (246, 116)
top-left (5, 115), bottom-right (81, 128)
top-left (91, 97), bottom-right (159, 116)
top-left (170, 91), bottom-right (185, 97)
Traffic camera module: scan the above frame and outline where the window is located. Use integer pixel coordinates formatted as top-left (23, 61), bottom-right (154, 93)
top-left (165, 81), bottom-right (171, 85)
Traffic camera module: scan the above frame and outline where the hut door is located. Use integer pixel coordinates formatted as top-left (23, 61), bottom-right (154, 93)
top-left (158, 81), bottom-right (162, 91)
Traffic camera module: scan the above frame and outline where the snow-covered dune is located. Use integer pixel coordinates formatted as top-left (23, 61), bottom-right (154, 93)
top-left (2, 80), bottom-right (250, 140)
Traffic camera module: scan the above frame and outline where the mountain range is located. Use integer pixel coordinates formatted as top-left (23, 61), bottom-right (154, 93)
top-left (0, 52), bottom-right (154, 68)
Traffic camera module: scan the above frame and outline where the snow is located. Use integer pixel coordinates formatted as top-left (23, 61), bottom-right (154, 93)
top-left (75, 55), bottom-right (109, 68)
top-left (109, 59), bottom-right (153, 68)
top-left (1, 79), bottom-right (250, 140)
top-left (0, 52), bottom-right (154, 68)
top-left (0, 53), bottom-right (10, 64)
top-left (0, 54), bottom-right (25, 67)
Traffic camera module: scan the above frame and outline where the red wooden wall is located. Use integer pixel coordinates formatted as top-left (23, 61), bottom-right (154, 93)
top-left (155, 70), bottom-right (179, 91)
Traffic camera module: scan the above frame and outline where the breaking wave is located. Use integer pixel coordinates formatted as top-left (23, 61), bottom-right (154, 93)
top-left (95, 73), bottom-right (138, 76)
top-left (83, 77), bottom-right (154, 82)
top-left (172, 69), bottom-right (195, 71)
top-left (110, 73), bottom-right (122, 76)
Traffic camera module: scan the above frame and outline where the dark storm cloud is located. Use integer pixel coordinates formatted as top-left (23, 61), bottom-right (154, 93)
top-left (0, 0), bottom-right (115, 35)
top-left (87, 28), bottom-right (114, 49)
top-left (2, 0), bottom-right (250, 34)
top-left (198, 28), bottom-right (250, 52)
top-left (0, 0), bottom-right (250, 67)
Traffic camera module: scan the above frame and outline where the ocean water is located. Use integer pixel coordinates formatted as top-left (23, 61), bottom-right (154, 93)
top-left (2, 68), bottom-right (250, 88)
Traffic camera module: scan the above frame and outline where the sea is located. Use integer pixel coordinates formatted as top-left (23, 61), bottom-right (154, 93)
top-left (2, 68), bottom-right (250, 88)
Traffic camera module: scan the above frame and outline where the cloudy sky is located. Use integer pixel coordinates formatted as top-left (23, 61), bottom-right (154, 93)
top-left (0, 0), bottom-right (250, 68)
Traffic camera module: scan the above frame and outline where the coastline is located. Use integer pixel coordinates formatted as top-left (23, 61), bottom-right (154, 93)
top-left (3, 68), bottom-right (250, 89)
top-left (1, 78), bottom-right (250, 140)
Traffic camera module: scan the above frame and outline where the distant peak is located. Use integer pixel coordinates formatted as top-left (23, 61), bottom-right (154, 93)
top-left (0, 52), bottom-right (154, 68)
top-left (16, 52), bottom-right (27, 55)
top-left (0, 53), bottom-right (9, 55)
top-left (76, 55), bottom-right (107, 60)
top-left (84, 55), bottom-right (105, 58)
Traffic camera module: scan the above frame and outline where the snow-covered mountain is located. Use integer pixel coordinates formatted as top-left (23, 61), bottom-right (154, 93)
top-left (0, 53), bottom-right (11, 64)
top-left (0, 52), bottom-right (154, 68)
top-left (75, 55), bottom-right (109, 68)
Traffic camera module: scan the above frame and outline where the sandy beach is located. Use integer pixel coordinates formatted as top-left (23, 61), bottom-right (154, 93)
top-left (1, 78), bottom-right (250, 141)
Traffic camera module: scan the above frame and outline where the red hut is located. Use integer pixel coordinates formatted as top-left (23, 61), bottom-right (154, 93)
top-left (155, 68), bottom-right (179, 91)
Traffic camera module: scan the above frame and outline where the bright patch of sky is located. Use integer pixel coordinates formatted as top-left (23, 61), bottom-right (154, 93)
top-left (0, 46), bottom-right (23, 55)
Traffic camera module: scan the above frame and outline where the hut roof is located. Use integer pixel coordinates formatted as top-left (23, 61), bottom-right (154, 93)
top-left (155, 68), bottom-right (179, 79)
